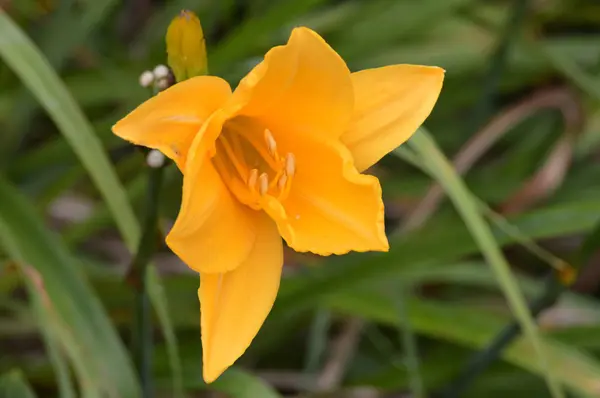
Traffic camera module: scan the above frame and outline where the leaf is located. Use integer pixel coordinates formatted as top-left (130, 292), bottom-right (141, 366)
top-left (273, 197), bottom-right (600, 316)
top-left (540, 43), bottom-right (600, 102)
top-left (406, 128), bottom-right (564, 398)
top-left (0, 9), bottom-right (138, 250)
top-left (20, 267), bottom-right (76, 398)
top-left (324, 290), bottom-right (600, 398)
top-left (0, 370), bottom-right (37, 398)
top-left (1, 0), bottom-right (120, 160)
top-left (210, 369), bottom-right (282, 398)
top-left (0, 176), bottom-right (140, 398)
top-left (0, 10), bottom-right (183, 394)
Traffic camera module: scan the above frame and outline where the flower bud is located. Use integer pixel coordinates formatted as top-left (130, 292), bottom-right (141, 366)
top-left (166, 10), bottom-right (208, 82)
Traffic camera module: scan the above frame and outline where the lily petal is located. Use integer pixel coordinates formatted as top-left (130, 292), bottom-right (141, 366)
top-left (112, 76), bottom-right (231, 169)
top-left (229, 27), bottom-right (353, 139)
top-left (263, 133), bottom-right (388, 255)
top-left (199, 211), bottom-right (283, 383)
top-left (342, 65), bottom-right (444, 172)
top-left (166, 117), bottom-right (256, 274)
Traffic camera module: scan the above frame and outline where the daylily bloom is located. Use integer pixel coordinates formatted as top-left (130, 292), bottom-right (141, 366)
top-left (113, 27), bottom-right (444, 382)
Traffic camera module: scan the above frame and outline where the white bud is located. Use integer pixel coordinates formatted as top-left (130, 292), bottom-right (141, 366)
top-left (139, 70), bottom-right (154, 88)
top-left (153, 64), bottom-right (170, 80)
top-left (156, 78), bottom-right (170, 91)
top-left (146, 149), bottom-right (165, 168)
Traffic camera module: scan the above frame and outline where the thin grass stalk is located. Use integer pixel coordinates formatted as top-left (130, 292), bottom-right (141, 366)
top-left (406, 129), bottom-right (565, 398)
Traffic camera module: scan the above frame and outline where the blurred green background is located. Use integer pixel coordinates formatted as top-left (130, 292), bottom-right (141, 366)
top-left (1, 0), bottom-right (600, 397)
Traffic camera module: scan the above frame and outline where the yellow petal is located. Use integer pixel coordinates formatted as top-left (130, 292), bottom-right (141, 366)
top-left (263, 132), bottom-right (388, 255)
top-left (342, 65), bottom-right (444, 172)
top-left (112, 76), bottom-right (231, 169)
top-left (199, 211), bottom-right (283, 383)
top-left (228, 27), bottom-right (353, 139)
top-left (166, 117), bottom-right (257, 273)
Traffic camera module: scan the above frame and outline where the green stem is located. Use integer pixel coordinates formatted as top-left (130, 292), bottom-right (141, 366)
top-left (128, 160), bottom-right (165, 398)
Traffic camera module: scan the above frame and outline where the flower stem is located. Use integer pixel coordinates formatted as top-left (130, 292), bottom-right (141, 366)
top-left (127, 160), bottom-right (165, 398)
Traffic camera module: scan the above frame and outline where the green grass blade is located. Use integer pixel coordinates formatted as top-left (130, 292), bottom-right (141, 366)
top-left (0, 370), bottom-right (37, 398)
top-left (406, 128), bottom-right (564, 398)
top-left (20, 267), bottom-right (76, 398)
top-left (304, 309), bottom-right (331, 374)
top-left (0, 9), bottom-right (138, 246)
top-left (1, 0), bottom-right (120, 161)
top-left (0, 10), bottom-right (183, 394)
top-left (326, 291), bottom-right (600, 398)
top-left (541, 43), bottom-right (600, 102)
top-left (395, 288), bottom-right (425, 398)
top-left (0, 176), bottom-right (140, 398)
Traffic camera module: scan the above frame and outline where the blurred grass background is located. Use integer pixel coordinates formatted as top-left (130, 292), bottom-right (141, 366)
top-left (1, 0), bottom-right (600, 397)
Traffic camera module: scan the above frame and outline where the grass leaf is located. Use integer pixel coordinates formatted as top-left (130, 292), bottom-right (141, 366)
top-left (0, 10), bottom-right (184, 394)
top-left (406, 128), bottom-right (564, 398)
top-left (0, 176), bottom-right (140, 397)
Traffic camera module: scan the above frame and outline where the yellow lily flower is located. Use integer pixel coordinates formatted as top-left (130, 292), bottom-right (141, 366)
top-left (113, 27), bottom-right (444, 383)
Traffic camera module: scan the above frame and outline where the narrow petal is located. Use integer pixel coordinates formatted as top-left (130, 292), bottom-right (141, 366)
top-left (228, 27), bottom-right (353, 139)
top-left (263, 132), bottom-right (388, 255)
top-left (342, 65), bottom-right (444, 172)
top-left (199, 212), bottom-right (283, 382)
top-left (112, 76), bottom-right (231, 169)
top-left (166, 117), bottom-right (257, 274)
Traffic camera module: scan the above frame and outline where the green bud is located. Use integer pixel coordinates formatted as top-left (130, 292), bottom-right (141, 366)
top-left (166, 10), bottom-right (208, 82)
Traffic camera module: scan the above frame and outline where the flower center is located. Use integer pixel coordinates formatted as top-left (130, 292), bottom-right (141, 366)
top-left (212, 117), bottom-right (295, 210)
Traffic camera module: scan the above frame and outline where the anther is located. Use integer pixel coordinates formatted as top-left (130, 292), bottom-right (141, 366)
top-left (264, 129), bottom-right (277, 156)
top-left (285, 153), bottom-right (296, 176)
top-left (247, 169), bottom-right (259, 188)
top-left (277, 174), bottom-right (288, 190)
top-left (258, 173), bottom-right (269, 196)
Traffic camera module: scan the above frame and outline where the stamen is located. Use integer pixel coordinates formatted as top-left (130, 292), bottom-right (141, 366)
top-left (247, 169), bottom-right (259, 190)
top-left (264, 129), bottom-right (277, 156)
top-left (258, 173), bottom-right (269, 196)
top-left (277, 174), bottom-right (288, 191)
top-left (285, 153), bottom-right (296, 176)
